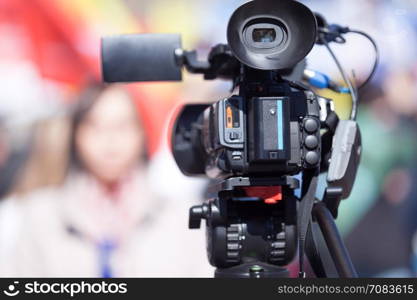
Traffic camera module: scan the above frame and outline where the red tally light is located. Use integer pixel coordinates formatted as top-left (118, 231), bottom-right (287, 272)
top-left (242, 186), bottom-right (283, 204)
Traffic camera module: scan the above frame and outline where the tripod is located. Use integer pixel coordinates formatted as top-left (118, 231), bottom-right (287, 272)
top-left (189, 176), bottom-right (358, 278)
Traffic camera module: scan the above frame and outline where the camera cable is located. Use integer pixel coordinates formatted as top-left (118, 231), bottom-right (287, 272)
top-left (347, 29), bottom-right (380, 91)
top-left (319, 35), bottom-right (359, 121)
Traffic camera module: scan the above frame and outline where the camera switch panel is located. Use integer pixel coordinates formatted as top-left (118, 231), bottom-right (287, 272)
top-left (222, 96), bottom-right (245, 146)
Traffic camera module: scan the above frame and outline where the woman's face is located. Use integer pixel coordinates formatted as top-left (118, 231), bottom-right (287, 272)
top-left (75, 87), bottom-right (144, 183)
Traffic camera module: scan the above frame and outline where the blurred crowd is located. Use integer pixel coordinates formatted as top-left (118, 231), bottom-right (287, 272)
top-left (0, 0), bottom-right (416, 277)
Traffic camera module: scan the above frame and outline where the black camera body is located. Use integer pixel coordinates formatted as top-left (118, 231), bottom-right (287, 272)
top-left (173, 74), bottom-right (322, 179)
top-left (101, 0), bottom-right (365, 277)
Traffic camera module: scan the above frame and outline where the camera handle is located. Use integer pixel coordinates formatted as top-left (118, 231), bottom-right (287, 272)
top-left (175, 44), bottom-right (240, 80)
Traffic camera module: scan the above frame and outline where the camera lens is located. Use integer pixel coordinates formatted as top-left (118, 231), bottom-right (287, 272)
top-left (252, 28), bottom-right (276, 43)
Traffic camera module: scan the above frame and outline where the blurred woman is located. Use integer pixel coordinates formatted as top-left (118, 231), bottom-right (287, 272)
top-left (1, 84), bottom-right (211, 277)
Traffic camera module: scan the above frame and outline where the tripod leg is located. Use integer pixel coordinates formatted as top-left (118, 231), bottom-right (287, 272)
top-left (312, 202), bottom-right (358, 278)
top-left (305, 221), bottom-right (327, 278)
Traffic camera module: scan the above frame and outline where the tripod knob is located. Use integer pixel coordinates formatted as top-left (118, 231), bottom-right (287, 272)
top-left (189, 204), bottom-right (209, 229)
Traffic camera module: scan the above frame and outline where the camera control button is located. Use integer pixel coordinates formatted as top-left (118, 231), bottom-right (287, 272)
top-left (305, 151), bottom-right (319, 165)
top-left (229, 132), bottom-right (240, 140)
top-left (232, 151), bottom-right (242, 160)
top-left (269, 152), bottom-right (278, 159)
top-left (304, 119), bottom-right (319, 133)
top-left (304, 135), bottom-right (318, 149)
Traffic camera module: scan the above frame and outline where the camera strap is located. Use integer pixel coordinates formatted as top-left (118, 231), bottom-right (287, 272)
top-left (297, 171), bottom-right (318, 277)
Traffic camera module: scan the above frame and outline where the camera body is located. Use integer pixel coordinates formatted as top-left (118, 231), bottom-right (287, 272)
top-left (101, 0), bottom-right (365, 276)
top-left (173, 70), bottom-right (322, 179)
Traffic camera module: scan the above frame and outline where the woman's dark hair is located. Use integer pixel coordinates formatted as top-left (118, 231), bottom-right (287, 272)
top-left (68, 83), bottom-right (148, 172)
